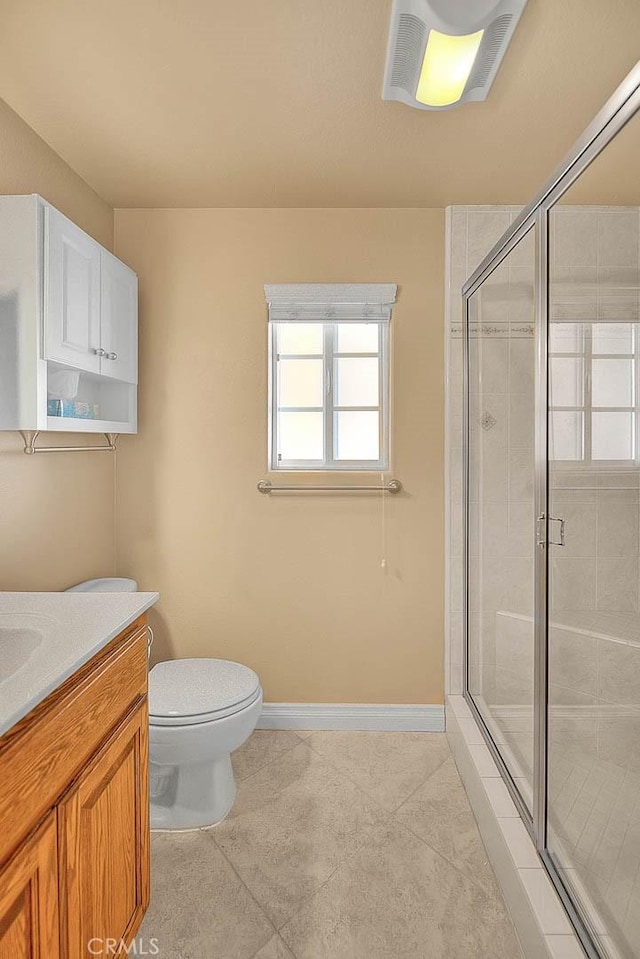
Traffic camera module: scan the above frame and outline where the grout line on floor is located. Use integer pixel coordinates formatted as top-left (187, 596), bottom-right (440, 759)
top-left (277, 816), bottom-right (394, 940)
top-left (396, 811), bottom-right (499, 901)
top-left (392, 751), bottom-right (453, 812)
top-left (391, 753), bottom-right (501, 898)
top-left (211, 748), bottom-right (382, 935)
top-left (247, 933), bottom-right (299, 959)
top-left (300, 734), bottom-right (451, 814)
top-left (236, 739), bottom-right (402, 933)
top-left (234, 731), bottom-right (309, 786)
top-left (204, 828), bottom-right (279, 944)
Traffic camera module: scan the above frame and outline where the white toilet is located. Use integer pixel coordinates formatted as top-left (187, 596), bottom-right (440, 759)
top-left (67, 578), bottom-right (263, 830)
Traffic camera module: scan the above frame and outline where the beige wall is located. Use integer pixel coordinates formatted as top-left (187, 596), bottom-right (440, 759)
top-left (114, 208), bottom-right (444, 704)
top-left (0, 97), bottom-right (116, 590)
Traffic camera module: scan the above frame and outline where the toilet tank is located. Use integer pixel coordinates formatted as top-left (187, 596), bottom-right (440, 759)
top-left (66, 577), bottom-right (139, 592)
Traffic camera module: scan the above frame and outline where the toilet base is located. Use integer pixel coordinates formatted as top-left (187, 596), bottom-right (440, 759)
top-left (149, 753), bottom-right (237, 830)
top-left (148, 688), bottom-right (262, 831)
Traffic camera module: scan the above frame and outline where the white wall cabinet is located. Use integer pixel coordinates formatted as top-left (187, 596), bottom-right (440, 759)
top-left (100, 248), bottom-right (138, 385)
top-left (0, 195), bottom-right (137, 433)
top-left (44, 206), bottom-right (102, 375)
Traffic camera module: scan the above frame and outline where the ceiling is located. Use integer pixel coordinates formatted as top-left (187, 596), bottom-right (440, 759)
top-left (1, 0), bottom-right (640, 209)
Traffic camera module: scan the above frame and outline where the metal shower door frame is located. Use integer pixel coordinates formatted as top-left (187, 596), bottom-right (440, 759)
top-left (461, 59), bottom-right (640, 959)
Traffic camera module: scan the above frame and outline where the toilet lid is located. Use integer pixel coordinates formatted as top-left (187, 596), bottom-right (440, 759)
top-left (149, 658), bottom-right (261, 721)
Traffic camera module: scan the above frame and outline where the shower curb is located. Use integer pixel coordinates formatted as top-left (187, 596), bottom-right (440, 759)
top-left (446, 695), bottom-right (585, 959)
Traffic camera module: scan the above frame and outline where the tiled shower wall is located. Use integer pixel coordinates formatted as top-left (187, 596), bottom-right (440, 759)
top-left (549, 206), bottom-right (640, 625)
top-left (446, 205), bottom-right (640, 701)
top-left (445, 203), bottom-right (640, 782)
top-left (445, 205), bottom-right (524, 697)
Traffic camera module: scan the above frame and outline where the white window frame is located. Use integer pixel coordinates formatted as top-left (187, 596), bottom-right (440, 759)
top-left (264, 284), bottom-right (396, 472)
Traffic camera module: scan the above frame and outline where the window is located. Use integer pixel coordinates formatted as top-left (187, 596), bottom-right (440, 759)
top-left (265, 284), bottom-right (395, 471)
top-left (549, 321), bottom-right (639, 463)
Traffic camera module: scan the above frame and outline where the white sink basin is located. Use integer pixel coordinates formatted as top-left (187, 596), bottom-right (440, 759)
top-left (0, 613), bottom-right (52, 682)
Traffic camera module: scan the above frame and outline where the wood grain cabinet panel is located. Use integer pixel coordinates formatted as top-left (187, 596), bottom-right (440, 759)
top-left (59, 702), bottom-right (150, 959)
top-left (0, 813), bottom-right (60, 959)
top-left (0, 619), bottom-right (150, 959)
top-left (0, 621), bottom-right (148, 867)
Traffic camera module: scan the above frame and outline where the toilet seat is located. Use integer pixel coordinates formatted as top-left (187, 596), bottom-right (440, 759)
top-left (149, 658), bottom-right (261, 727)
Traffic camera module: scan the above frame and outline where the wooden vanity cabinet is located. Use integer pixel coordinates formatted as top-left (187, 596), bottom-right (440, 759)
top-left (0, 813), bottom-right (60, 959)
top-left (0, 616), bottom-right (150, 959)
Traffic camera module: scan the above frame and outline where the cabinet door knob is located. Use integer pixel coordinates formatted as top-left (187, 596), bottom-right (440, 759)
top-left (106, 352), bottom-right (118, 360)
top-left (93, 348), bottom-right (106, 356)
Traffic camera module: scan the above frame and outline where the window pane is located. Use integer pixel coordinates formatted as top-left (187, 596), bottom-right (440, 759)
top-left (549, 323), bottom-right (581, 353)
top-left (592, 358), bottom-right (633, 407)
top-left (335, 411), bottom-right (379, 460)
top-left (336, 323), bottom-right (379, 353)
top-left (549, 411), bottom-right (583, 461)
top-left (278, 412), bottom-right (323, 460)
top-left (550, 357), bottom-right (583, 407)
top-left (592, 323), bottom-right (634, 355)
top-left (335, 357), bottom-right (379, 407)
top-left (592, 412), bottom-right (633, 460)
top-left (279, 359), bottom-right (323, 408)
top-left (278, 323), bottom-right (323, 355)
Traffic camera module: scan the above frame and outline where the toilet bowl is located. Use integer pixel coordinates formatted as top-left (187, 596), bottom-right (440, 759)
top-left (148, 658), bottom-right (262, 829)
top-left (67, 579), bottom-right (263, 830)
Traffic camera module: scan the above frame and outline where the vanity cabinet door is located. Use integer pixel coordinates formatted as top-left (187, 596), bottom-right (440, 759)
top-left (58, 701), bottom-right (150, 959)
top-left (0, 812), bottom-right (60, 959)
top-left (44, 206), bottom-right (102, 374)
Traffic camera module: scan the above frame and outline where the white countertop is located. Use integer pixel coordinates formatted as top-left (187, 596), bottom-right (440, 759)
top-left (0, 591), bottom-right (159, 737)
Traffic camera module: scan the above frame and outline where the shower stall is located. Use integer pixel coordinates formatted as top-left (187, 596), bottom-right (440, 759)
top-left (457, 63), bottom-right (640, 959)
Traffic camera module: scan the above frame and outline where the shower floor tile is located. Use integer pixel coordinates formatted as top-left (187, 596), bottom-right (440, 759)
top-left (138, 730), bottom-right (524, 959)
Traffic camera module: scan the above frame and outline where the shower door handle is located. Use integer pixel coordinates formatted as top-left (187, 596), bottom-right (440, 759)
top-left (536, 513), bottom-right (546, 549)
top-left (549, 517), bottom-right (565, 546)
top-left (536, 515), bottom-right (565, 547)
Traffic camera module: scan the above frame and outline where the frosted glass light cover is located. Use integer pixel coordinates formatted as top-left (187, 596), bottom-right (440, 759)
top-left (335, 411), bottom-right (379, 460)
top-left (279, 359), bottom-right (323, 408)
top-left (335, 358), bottom-right (379, 407)
top-left (278, 323), bottom-right (323, 355)
top-left (278, 412), bottom-right (323, 460)
top-left (336, 323), bottom-right (379, 353)
top-left (416, 29), bottom-right (484, 108)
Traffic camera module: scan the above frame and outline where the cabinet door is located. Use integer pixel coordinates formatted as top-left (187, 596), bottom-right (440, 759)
top-left (45, 206), bottom-right (101, 373)
top-left (0, 812), bottom-right (60, 959)
top-left (100, 249), bottom-right (138, 384)
top-left (59, 701), bottom-right (150, 959)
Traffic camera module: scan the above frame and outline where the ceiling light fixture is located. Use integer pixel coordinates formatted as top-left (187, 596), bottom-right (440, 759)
top-left (382, 0), bottom-right (528, 111)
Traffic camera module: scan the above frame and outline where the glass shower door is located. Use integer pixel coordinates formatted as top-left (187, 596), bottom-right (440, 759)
top-left (461, 60), bottom-right (640, 959)
top-left (466, 226), bottom-right (537, 813)
top-left (546, 112), bottom-right (640, 959)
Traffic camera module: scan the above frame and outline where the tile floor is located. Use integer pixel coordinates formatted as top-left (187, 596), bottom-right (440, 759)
top-left (139, 730), bottom-right (525, 959)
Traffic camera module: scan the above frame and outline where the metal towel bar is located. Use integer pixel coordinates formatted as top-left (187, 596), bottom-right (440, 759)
top-left (257, 479), bottom-right (402, 494)
top-left (20, 430), bottom-right (118, 455)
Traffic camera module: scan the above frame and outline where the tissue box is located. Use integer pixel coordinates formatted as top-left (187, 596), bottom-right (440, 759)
top-left (47, 399), bottom-right (100, 419)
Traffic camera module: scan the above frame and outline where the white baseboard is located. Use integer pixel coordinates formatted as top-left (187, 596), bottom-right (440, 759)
top-left (257, 703), bottom-right (445, 732)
